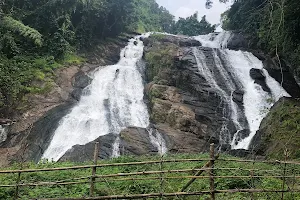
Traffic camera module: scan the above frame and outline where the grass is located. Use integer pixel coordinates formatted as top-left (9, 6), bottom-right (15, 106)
top-left (0, 153), bottom-right (299, 199)
top-left (260, 98), bottom-right (300, 159)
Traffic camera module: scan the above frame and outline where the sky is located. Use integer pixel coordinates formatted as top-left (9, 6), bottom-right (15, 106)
top-left (155, 0), bottom-right (232, 30)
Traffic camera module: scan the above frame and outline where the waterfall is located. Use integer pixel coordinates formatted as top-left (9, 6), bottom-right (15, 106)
top-left (42, 34), bottom-right (151, 161)
top-left (147, 128), bottom-right (167, 155)
top-left (194, 32), bottom-right (290, 149)
top-left (0, 125), bottom-right (7, 143)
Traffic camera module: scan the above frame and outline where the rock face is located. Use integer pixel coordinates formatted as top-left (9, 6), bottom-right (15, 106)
top-left (144, 35), bottom-right (229, 152)
top-left (249, 68), bottom-right (271, 93)
top-left (250, 97), bottom-right (300, 159)
top-left (0, 34), bottom-right (135, 166)
top-left (226, 31), bottom-right (300, 98)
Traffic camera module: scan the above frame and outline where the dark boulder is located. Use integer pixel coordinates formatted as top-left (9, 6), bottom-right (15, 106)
top-left (232, 90), bottom-right (244, 103)
top-left (226, 32), bottom-right (249, 50)
top-left (179, 39), bottom-right (201, 47)
top-left (232, 129), bottom-right (250, 146)
top-left (250, 68), bottom-right (265, 80)
top-left (119, 127), bottom-right (158, 155)
top-left (263, 58), bottom-right (300, 98)
top-left (73, 71), bottom-right (91, 89)
top-left (60, 133), bottom-right (118, 162)
top-left (250, 68), bottom-right (271, 93)
top-left (70, 88), bottom-right (82, 101)
top-left (7, 103), bottom-right (75, 163)
top-left (134, 41), bottom-right (138, 45)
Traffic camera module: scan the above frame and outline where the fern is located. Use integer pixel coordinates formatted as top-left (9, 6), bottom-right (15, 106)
top-left (2, 16), bottom-right (43, 46)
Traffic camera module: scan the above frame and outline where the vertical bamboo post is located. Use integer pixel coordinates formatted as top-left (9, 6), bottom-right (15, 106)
top-left (90, 142), bottom-right (100, 197)
top-left (250, 153), bottom-right (255, 200)
top-left (209, 143), bottom-right (215, 200)
top-left (281, 149), bottom-right (288, 200)
top-left (14, 172), bottom-right (21, 199)
top-left (159, 139), bottom-right (164, 200)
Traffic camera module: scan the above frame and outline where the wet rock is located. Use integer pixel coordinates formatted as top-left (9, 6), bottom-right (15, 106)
top-left (250, 68), bottom-right (265, 80)
top-left (60, 133), bottom-right (118, 162)
top-left (233, 90), bottom-right (244, 103)
top-left (232, 129), bottom-right (250, 145)
top-left (263, 58), bottom-right (300, 98)
top-left (70, 88), bottom-right (82, 101)
top-left (179, 39), bottom-right (201, 47)
top-left (154, 124), bottom-right (210, 154)
top-left (119, 127), bottom-right (158, 155)
top-left (73, 72), bottom-right (91, 89)
top-left (250, 68), bottom-right (271, 93)
top-left (226, 32), bottom-right (248, 50)
top-left (134, 41), bottom-right (138, 45)
top-left (0, 119), bottom-right (12, 125)
top-left (250, 97), bottom-right (300, 159)
top-left (5, 103), bottom-right (75, 163)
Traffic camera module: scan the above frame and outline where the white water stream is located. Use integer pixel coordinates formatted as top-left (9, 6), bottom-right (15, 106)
top-left (42, 34), bottom-right (168, 161)
top-left (43, 31), bottom-right (290, 161)
top-left (194, 32), bottom-right (290, 149)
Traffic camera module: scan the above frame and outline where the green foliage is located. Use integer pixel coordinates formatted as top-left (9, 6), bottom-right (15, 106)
top-left (223, 0), bottom-right (300, 78)
top-left (1, 16), bottom-right (43, 46)
top-left (259, 98), bottom-right (300, 159)
top-left (171, 12), bottom-right (216, 36)
top-left (145, 42), bottom-right (177, 82)
top-left (0, 0), bottom-right (174, 116)
top-left (0, 153), bottom-right (299, 199)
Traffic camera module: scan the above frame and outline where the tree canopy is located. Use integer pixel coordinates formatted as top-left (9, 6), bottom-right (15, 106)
top-left (222, 0), bottom-right (300, 78)
top-left (0, 0), bottom-right (175, 116)
top-left (171, 12), bottom-right (216, 36)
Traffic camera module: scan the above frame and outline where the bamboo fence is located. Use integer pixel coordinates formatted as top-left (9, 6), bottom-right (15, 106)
top-left (0, 143), bottom-right (299, 200)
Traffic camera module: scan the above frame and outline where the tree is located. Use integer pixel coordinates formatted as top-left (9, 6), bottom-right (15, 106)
top-left (171, 12), bottom-right (215, 36)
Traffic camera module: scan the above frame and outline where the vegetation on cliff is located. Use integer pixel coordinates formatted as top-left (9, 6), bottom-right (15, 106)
top-left (171, 12), bottom-right (216, 36)
top-left (0, 0), bottom-right (174, 117)
top-left (256, 98), bottom-right (300, 159)
top-left (0, 153), bottom-right (299, 199)
top-left (221, 0), bottom-right (300, 79)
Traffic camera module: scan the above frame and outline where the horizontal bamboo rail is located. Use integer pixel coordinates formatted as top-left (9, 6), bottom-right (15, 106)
top-left (1, 175), bottom-right (299, 188)
top-left (218, 158), bottom-right (300, 165)
top-left (1, 158), bottom-right (299, 174)
top-left (0, 158), bottom-right (211, 174)
top-left (39, 189), bottom-right (300, 200)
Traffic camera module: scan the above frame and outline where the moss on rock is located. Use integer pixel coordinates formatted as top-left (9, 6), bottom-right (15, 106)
top-left (256, 97), bottom-right (300, 159)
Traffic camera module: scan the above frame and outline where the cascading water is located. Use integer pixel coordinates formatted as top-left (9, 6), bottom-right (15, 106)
top-left (147, 128), bottom-right (167, 155)
top-left (0, 125), bottom-right (7, 143)
top-left (42, 34), bottom-right (157, 161)
top-left (194, 32), bottom-right (290, 149)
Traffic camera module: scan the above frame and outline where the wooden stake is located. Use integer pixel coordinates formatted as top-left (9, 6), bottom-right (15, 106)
top-left (14, 172), bottom-right (21, 200)
top-left (180, 154), bottom-right (219, 192)
top-left (209, 143), bottom-right (215, 200)
top-left (90, 142), bottom-right (100, 197)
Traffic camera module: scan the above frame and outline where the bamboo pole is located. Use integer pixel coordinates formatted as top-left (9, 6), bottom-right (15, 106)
top-left (1, 175), bottom-right (300, 188)
top-left (209, 143), bottom-right (215, 200)
top-left (180, 154), bottom-right (220, 192)
top-left (39, 189), bottom-right (300, 200)
top-left (1, 158), bottom-right (299, 175)
top-left (281, 149), bottom-right (288, 200)
top-left (90, 142), bottom-right (100, 197)
top-left (0, 158), bottom-right (212, 174)
top-left (14, 172), bottom-right (21, 200)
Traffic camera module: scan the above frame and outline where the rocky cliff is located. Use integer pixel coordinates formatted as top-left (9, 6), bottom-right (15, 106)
top-left (0, 33), bottom-right (136, 166)
top-left (251, 97), bottom-right (300, 159)
top-left (1, 32), bottom-right (299, 166)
